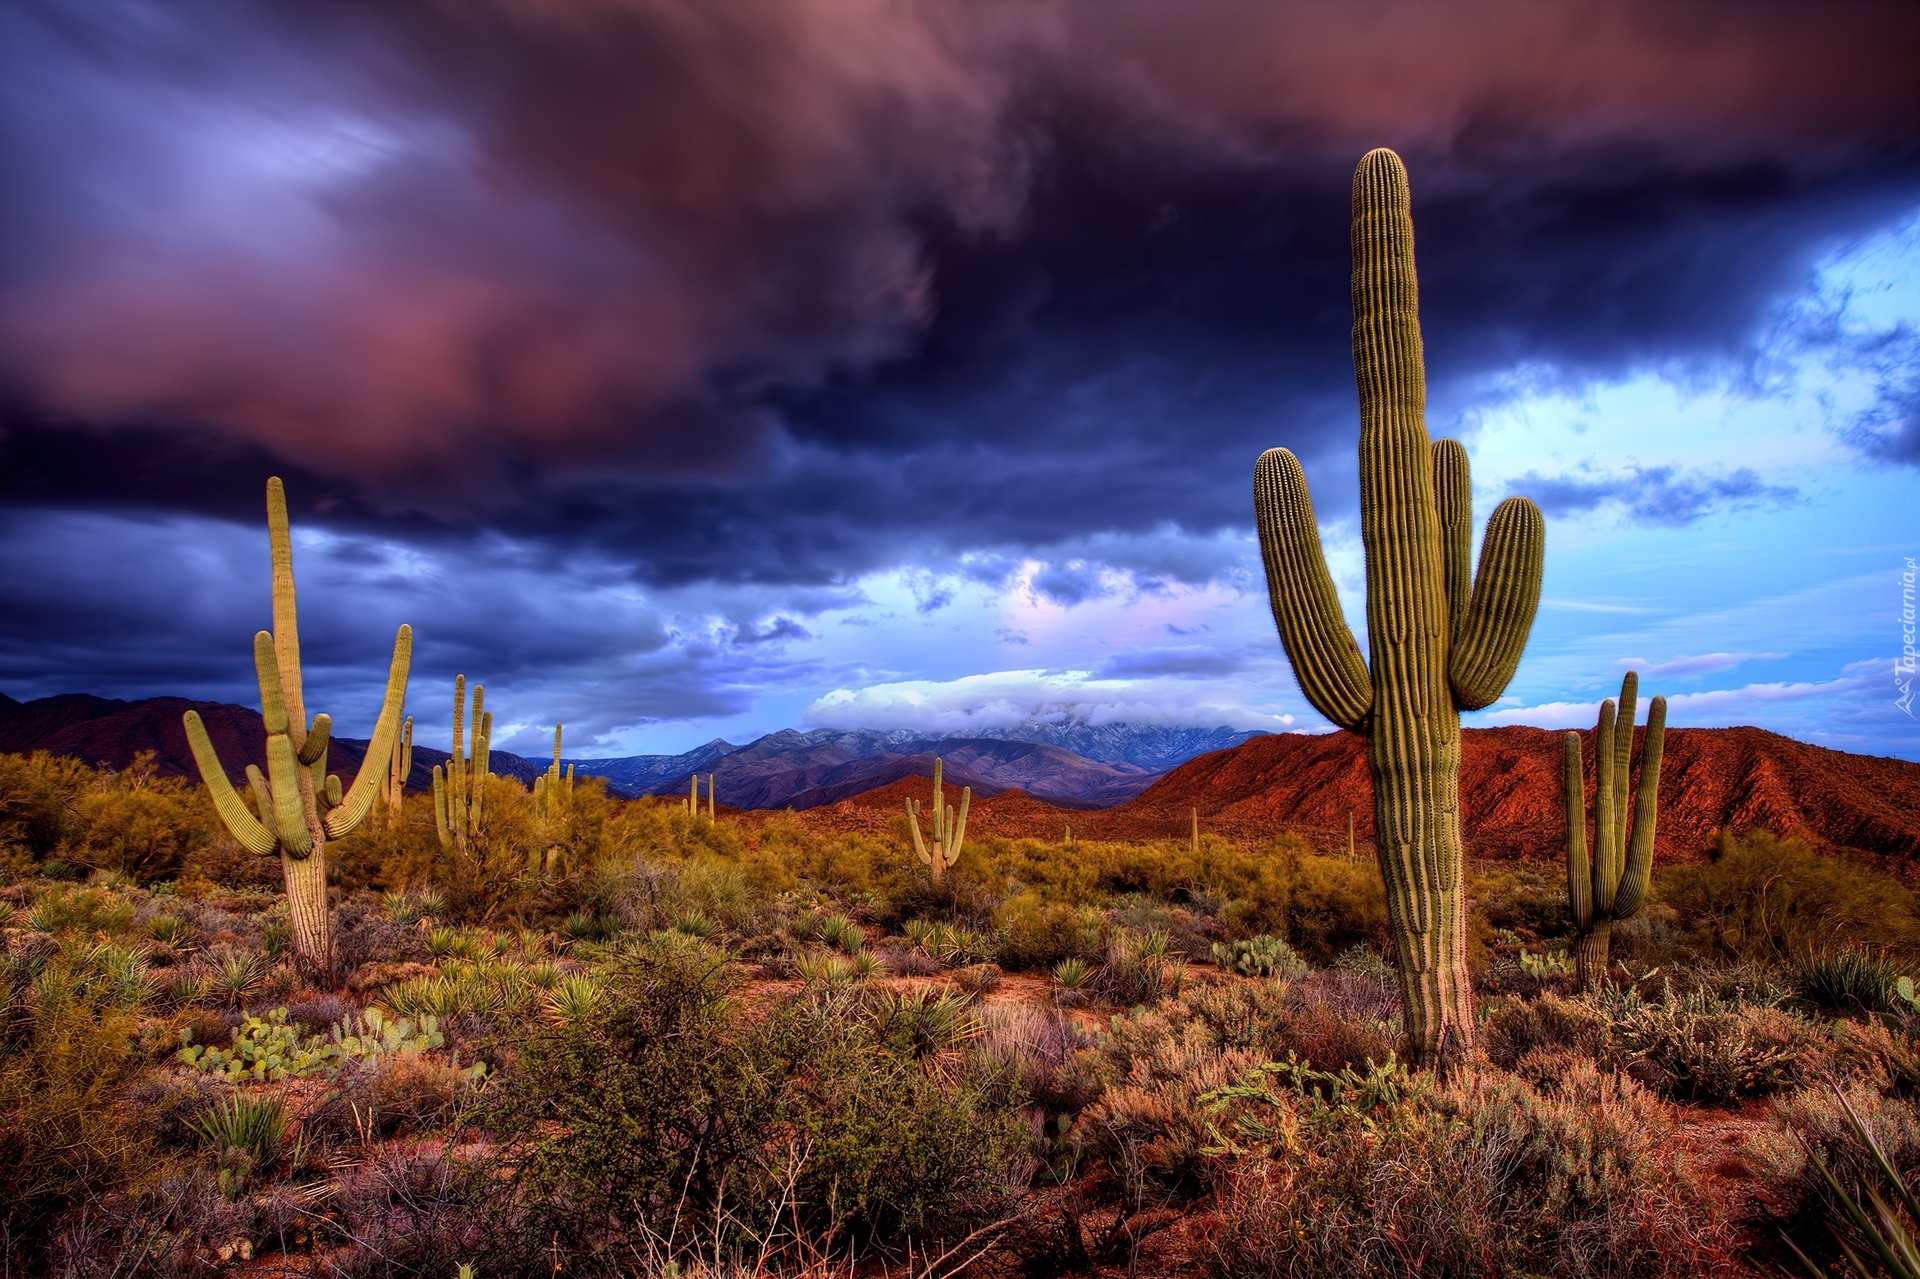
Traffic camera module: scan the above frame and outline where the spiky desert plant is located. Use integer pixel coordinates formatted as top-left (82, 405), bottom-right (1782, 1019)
top-left (1565, 670), bottom-right (1666, 991)
top-left (432, 676), bottom-right (490, 854)
top-left (183, 478), bottom-right (412, 984)
top-left (381, 716), bottom-right (413, 818)
top-left (1253, 150), bottom-right (1545, 1067)
top-left (905, 757), bottom-right (970, 886)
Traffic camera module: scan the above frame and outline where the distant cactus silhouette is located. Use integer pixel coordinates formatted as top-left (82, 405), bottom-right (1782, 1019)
top-left (1253, 149), bottom-right (1545, 1067)
top-left (183, 478), bottom-right (412, 983)
top-left (1565, 670), bottom-right (1666, 990)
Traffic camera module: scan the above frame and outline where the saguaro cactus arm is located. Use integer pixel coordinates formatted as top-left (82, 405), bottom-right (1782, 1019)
top-left (1564, 731), bottom-right (1592, 930)
top-left (1611, 693), bottom-right (1666, 921)
top-left (266, 478), bottom-right (308, 758)
top-left (1432, 439), bottom-right (1474, 638)
top-left (1253, 448), bottom-right (1374, 731)
top-left (1447, 497), bottom-right (1545, 710)
top-left (182, 711), bottom-right (278, 856)
top-left (254, 632), bottom-right (313, 857)
top-left (324, 625), bottom-right (414, 839)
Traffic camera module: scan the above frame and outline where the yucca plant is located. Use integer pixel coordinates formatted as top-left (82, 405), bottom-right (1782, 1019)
top-left (559, 912), bottom-right (604, 943)
top-left (674, 910), bottom-right (715, 939)
top-left (543, 974), bottom-right (603, 1025)
top-left (488, 931), bottom-right (514, 958)
top-left (1781, 1086), bottom-right (1920, 1277)
top-left (380, 891), bottom-right (421, 925)
top-left (424, 927), bottom-right (460, 959)
top-left (148, 915), bottom-right (197, 948)
top-left (1053, 957), bottom-right (1091, 991)
top-left (418, 889), bottom-right (448, 920)
top-left (214, 951), bottom-right (265, 1006)
top-left (868, 985), bottom-right (982, 1060)
top-left (191, 1093), bottom-right (290, 1180)
top-left (1797, 951), bottom-right (1900, 1017)
top-left (822, 913), bottom-right (865, 954)
top-left (793, 951), bottom-right (861, 987)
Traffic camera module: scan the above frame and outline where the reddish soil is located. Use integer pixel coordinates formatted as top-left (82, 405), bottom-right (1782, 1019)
top-left (756, 726), bottom-right (1920, 865)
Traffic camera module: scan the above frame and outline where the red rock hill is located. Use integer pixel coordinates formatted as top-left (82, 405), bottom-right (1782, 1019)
top-left (775, 726), bottom-right (1920, 864)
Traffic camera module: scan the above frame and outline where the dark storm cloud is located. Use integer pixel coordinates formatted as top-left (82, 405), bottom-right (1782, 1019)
top-left (2, 0), bottom-right (1919, 695)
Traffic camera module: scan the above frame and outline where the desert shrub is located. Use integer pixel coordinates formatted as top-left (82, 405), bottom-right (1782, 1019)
top-left (995, 892), bottom-right (1102, 970)
top-left (28, 883), bottom-right (136, 937)
top-left (1595, 980), bottom-right (1811, 1102)
top-left (1482, 991), bottom-right (1614, 1069)
top-left (0, 948), bottom-right (159, 1267)
top-left (1094, 931), bottom-right (1186, 1007)
top-left (66, 754), bottom-right (217, 883)
top-left (1209, 1059), bottom-right (1736, 1277)
top-left (1755, 1082), bottom-right (1920, 1271)
top-left (1659, 829), bottom-right (1920, 962)
top-left (1471, 863), bottom-right (1571, 940)
top-left (486, 940), bottom-right (1028, 1263)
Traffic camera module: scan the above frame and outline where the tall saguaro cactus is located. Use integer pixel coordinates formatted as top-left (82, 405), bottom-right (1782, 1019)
top-left (532, 724), bottom-right (573, 817)
top-left (183, 478), bottom-right (412, 983)
top-left (432, 677), bottom-right (491, 854)
top-left (1254, 150), bottom-right (1545, 1067)
top-left (1565, 670), bottom-right (1666, 990)
top-left (906, 757), bottom-right (969, 886)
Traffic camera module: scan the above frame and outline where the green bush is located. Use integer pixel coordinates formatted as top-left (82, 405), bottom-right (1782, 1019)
top-left (487, 939), bottom-right (1027, 1262)
top-left (0, 950), bottom-right (158, 1267)
top-left (1659, 829), bottom-right (1920, 963)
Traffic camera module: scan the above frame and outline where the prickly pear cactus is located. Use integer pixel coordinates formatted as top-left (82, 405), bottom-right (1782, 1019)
top-left (1253, 150), bottom-right (1546, 1067)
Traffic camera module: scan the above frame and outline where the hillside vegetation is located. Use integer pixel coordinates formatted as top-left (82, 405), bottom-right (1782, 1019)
top-left (5, 747), bottom-right (1920, 1275)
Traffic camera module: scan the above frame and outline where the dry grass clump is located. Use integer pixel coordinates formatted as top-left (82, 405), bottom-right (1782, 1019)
top-left (1209, 1058), bottom-right (1740, 1277)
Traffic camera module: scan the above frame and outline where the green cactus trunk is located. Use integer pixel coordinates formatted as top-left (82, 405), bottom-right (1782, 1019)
top-left (182, 478), bottom-right (412, 985)
top-left (1255, 150), bottom-right (1545, 1068)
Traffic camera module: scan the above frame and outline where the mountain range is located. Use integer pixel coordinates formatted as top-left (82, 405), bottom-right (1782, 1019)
top-left (0, 691), bottom-right (1260, 809)
top-left (783, 725), bottom-right (1920, 864)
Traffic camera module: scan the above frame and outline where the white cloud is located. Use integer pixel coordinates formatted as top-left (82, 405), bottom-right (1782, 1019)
top-left (806, 668), bottom-right (1294, 732)
top-left (1616, 652), bottom-right (1788, 680)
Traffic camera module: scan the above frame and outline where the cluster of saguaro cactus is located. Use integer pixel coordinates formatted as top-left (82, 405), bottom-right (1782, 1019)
top-left (1253, 149), bottom-right (1546, 1067)
top-left (684, 773), bottom-right (714, 820)
top-left (432, 677), bottom-right (491, 854)
top-left (183, 479), bottom-right (413, 982)
top-left (381, 717), bottom-right (413, 819)
top-left (1565, 670), bottom-right (1666, 990)
top-left (532, 724), bottom-right (573, 816)
top-left (906, 758), bottom-right (969, 885)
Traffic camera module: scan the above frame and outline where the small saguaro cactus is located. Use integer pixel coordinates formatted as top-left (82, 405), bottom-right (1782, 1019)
top-left (1253, 149), bottom-right (1546, 1067)
top-left (182, 478), bottom-right (412, 984)
top-left (1190, 808), bottom-right (1201, 858)
top-left (906, 757), bottom-right (969, 885)
top-left (1565, 670), bottom-right (1667, 991)
top-left (381, 717), bottom-right (413, 818)
top-left (432, 677), bottom-right (491, 854)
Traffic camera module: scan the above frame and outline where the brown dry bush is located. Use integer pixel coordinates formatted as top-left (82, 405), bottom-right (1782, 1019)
top-left (1210, 1059), bottom-right (1739, 1278)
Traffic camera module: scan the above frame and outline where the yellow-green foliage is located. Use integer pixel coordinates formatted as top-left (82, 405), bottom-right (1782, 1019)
top-left (0, 947), bottom-right (157, 1259)
top-left (0, 751), bottom-right (216, 883)
top-left (961, 834), bottom-right (1388, 962)
top-left (1658, 829), bottom-right (1920, 962)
